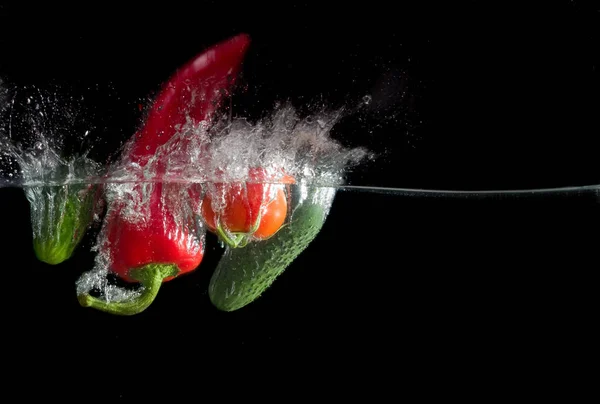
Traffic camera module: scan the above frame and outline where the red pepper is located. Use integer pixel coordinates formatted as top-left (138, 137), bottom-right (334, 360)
top-left (78, 34), bottom-right (251, 315)
top-left (127, 33), bottom-right (251, 167)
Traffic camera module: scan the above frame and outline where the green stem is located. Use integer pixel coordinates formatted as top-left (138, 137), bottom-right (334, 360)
top-left (77, 264), bottom-right (179, 316)
top-left (215, 222), bottom-right (247, 248)
top-left (214, 211), bottom-right (262, 249)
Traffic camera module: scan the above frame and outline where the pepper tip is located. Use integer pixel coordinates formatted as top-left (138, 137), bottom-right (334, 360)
top-left (77, 294), bottom-right (92, 307)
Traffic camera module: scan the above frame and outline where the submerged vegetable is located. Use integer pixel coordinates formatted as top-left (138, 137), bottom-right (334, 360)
top-left (201, 167), bottom-right (295, 248)
top-left (77, 34), bottom-right (251, 315)
top-left (78, 183), bottom-right (204, 315)
top-left (208, 184), bottom-right (335, 311)
top-left (27, 183), bottom-right (101, 265)
top-left (24, 145), bottom-right (103, 268)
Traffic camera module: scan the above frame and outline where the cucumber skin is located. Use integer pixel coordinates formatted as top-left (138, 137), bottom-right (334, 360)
top-left (27, 184), bottom-right (99, 265)
top-left (209, 188), bottom-right (333, 312)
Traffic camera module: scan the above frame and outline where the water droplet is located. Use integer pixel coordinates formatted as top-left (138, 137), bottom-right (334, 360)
top-left (362, 95), bottom-right (372, 105)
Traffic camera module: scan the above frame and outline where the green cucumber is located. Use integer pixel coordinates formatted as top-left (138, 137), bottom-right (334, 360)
top-left (26, 183), bottom-right (99, 265)
top-left (209, 185), bottom-right (335, 311)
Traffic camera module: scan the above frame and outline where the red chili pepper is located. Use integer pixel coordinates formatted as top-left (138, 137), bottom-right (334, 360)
top-left (78, 34), bottom-right (251, 315)
top-left (128, 33), bottom-right (251, 167)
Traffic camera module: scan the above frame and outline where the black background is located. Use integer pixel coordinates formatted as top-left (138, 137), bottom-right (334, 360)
top-left (0, 1), bottom-right (598, 399)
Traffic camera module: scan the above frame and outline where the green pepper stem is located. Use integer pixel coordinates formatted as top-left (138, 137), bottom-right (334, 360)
top-left (77, 264), bottom-right (179, 316)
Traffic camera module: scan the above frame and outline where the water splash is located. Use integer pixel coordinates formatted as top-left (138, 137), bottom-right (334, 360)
top-left (109, 102), bottom-right (372, 186)
top-left (2, 79), bottom-right (371, 301)
top-left (0, 84), bottom-right (104, 186)
top-left (74, 103), bottom-right (370, 302)
top-left (0, 83), bottom-right (105, 264)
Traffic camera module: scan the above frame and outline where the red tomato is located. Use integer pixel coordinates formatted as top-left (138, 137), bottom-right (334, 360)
top-left (201, 168), bottom-right (295, 245)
